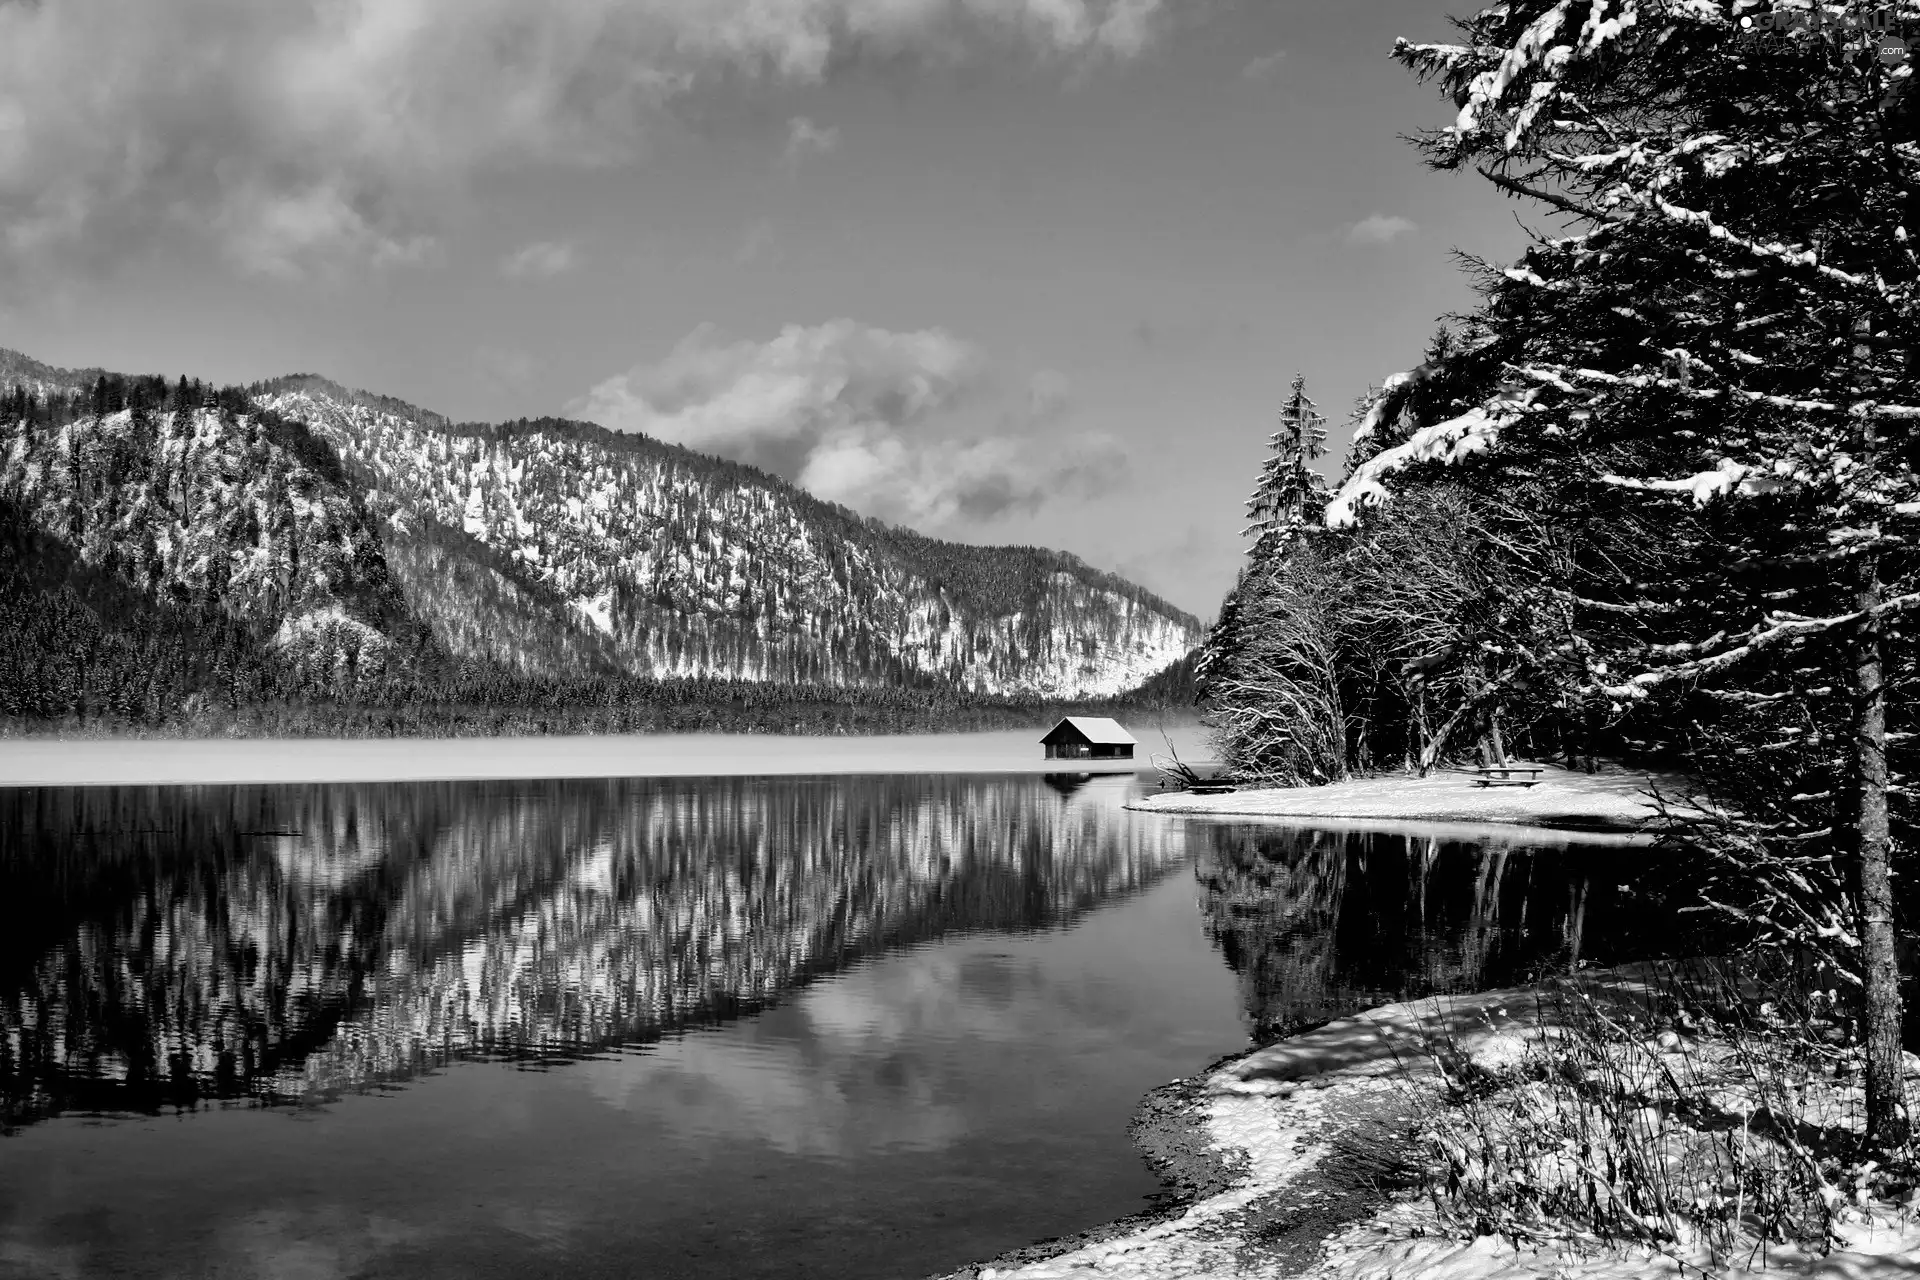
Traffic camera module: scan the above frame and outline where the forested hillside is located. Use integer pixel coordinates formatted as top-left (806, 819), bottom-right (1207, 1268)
top-left (253, 379), bottom-right (1197, 696)
top-left (0, 378), bottom-right (433, 696)
top-left (0, 360), bottom-right (1199, 735)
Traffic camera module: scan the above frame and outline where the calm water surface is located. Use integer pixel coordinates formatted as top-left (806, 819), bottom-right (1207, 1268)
top-left (0, 772), bottom-right (1668, 1280)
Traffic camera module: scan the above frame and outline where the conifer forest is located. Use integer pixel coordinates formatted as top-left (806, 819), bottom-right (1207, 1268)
top-left (1197, 0), bottom-right (1919, 1155)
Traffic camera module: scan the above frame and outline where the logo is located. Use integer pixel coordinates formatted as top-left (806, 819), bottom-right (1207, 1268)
top-left (1736, 4), bottom-right (1914, 63)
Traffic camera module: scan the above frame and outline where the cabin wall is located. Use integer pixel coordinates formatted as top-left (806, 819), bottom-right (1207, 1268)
top-left (1042, 742), bottom-right (1132, 760)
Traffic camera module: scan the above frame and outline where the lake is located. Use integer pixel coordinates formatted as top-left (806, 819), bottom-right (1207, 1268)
top-left (0, 770), bottom-right (1669, 1280)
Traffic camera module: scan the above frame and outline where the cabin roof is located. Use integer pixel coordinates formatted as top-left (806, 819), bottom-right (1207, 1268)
top-left (1040, 716), bottom-right (1137, 746)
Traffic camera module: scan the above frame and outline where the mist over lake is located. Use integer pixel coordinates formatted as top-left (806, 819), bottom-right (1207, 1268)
top-left (0, 724), bottom-right (1215, 788)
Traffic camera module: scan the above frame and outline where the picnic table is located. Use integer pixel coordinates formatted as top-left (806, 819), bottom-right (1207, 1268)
top-left (1472, 764), bottom-right (1545, 788)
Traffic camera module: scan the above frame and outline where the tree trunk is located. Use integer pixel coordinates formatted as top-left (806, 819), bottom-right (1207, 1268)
top-left (1418, 695), bottom-right (1475, 775)
top-left (1412, 684), bottom-right (1431, 774)
top-left (1853, 443), bottom-right (1910, 1154)
top-left (1582, 698), bottom-right (1597, 774)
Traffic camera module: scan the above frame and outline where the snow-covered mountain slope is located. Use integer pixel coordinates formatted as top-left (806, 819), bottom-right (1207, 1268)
top-left (0, 392), bottom-right (419, 683)
top-left (0, 348), bottom-right (111, 405)
top-left (0, 350), bottom-right (1198, 702)
top-left (253, 377), bottom-right (1200, 697)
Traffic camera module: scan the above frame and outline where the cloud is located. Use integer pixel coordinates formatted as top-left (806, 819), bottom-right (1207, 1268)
top-left (1026, 368), bottom-right (1073, 424)
top-left (210, 183), bottom-right (443, 280)
top-left (0, 0), bottom-right (1169, 278)
top-left (499, 240), bottom-right (579, 279)
top-left (799, 423), bottom-right (1125, 525)
top-left (570, 318), bottom-right (985, 472)
top-left (780, 116), bottom-right (841, 173)
top-left (732, 218), bottom-right (777, 265)
top-left (577, 946), bottom-right (1112, 1159)
top-left (1241, 48), bottom-right (1286, 79)
top-left (1343, 213), bottom-right (1418, 245)
top-left (567, 319), bottom-right (1124, 528)
top-left (217, 1206), bottom-right (435, 1280)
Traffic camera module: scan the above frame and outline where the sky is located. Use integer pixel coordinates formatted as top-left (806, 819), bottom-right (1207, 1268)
top-left (0, 0), bottom-right (1535, 621)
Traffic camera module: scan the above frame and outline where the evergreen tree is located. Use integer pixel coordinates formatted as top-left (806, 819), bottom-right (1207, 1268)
top-left (1355, 0), bottom-right (1920, 1151)
top-left (1242, 374), bottom-right (1330, 560)
top-left (1199, 375), bottom-right (1332, 702)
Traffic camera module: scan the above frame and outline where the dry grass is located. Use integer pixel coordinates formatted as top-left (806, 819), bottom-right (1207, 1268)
top-left (1394, 960), bottom-right (1919, 1274)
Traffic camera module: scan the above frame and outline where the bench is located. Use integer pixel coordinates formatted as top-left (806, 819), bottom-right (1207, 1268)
top-left (1186, 780), bottom-right (1240, 795)
top-left (1473, 764), bottom-right (1545, 788)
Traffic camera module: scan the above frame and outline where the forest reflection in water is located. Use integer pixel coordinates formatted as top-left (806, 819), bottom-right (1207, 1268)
top-left (1197, 820), bottom-right (1671, 1043)
top-left (0, 771), bottom-right (1676, 1280)
top-left (0, 777), bottom-right (1674, 1133)
top-left (0, 772), bottom-right (1194, 1133)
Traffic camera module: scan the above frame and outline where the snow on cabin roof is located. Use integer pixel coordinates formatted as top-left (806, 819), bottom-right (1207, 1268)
top-left (1042, 716), bottom-right (1137, 745)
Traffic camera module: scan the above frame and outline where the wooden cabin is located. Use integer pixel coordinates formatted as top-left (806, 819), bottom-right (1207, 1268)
top-left (1040, 716), bottom-right (1136, 760)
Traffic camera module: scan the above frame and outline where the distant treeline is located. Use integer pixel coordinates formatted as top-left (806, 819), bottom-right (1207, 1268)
top-left (0, 492), bottom-right (1198, 739)
top-left (0, 665), bottom-right (1200, 741)
top-left (2, 692), bottom-right (1194, 741)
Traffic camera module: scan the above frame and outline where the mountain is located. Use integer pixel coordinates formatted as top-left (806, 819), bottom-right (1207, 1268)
top-left (0, 352), bottom-right (1201, 725)
top-left (0, 348), bottom-right (113, 403)
top-left (247, 377), bottom-right (1200, 696)
top-left (0, 379), bottom-right (430, 697)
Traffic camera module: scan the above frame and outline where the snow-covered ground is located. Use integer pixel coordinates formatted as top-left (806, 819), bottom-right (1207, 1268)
top-left (1129, 763), bottom-right (1678, 832)
top-left (949, 967), bottom-right (1920, 1280)
top-left (0, 722), bottom-right (1215, 786)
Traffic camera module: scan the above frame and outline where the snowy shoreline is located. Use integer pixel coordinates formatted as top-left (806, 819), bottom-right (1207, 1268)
top-left (0, 724), bottom-right (1214, 787)
top-left (931, 965), bottom-right (1920, 1280)
top-left (1127, 762), bottom-right (1672, 833)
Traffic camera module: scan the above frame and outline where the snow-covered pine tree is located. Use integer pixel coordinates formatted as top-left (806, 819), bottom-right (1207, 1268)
top-left (1198, 376), bottom-right (1327, 706)
top-left (1344, 0), bottom-right (1917, 1151)
top-left (1199, 376), bottom-right (1356, 779)
top-left (1192, 565), bottom-right (1245, 703)
top-left (1242, 374), bottom-right (1330, 559)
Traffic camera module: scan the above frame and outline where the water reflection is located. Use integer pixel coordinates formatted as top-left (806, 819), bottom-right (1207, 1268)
top-left (1196, 822), bottom-right (1667, 1041)
top-left (0, 774), bottom-right (1187, 1133)
top-left (0, 774), bottom-right (1703, 1280)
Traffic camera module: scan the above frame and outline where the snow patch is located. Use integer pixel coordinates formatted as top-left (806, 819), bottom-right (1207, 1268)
top-left (1327, 397), bottom-right (1532, 528)
top-left (572, 590), bottom-right (616, 638)
top-left (269, 606), bottom-right (389, 652)
top-left (1600, 457), bottom-right (1783, 504)
top-left (1351, 371), bottom-right (1416, 443)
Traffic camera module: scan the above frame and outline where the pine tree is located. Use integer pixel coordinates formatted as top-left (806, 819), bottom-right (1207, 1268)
top-left (1242, 374), bottom-right (1330, 559)
top-left (1352, 0), bottom-right (1919, 1151)
top-left (1200, 375), bottom-right (1332, 702)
